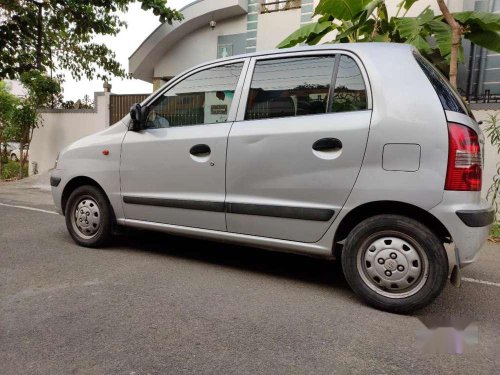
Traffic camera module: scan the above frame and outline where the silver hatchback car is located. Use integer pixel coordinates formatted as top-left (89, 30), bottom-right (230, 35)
top-left (51, 44), bottom-right (493, 313)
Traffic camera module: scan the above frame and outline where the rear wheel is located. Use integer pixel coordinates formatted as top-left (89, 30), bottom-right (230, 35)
top-left (341, 215), bottom-right (448, 313)
top-left (65, 185), bottom-right (112, 247)
top-left (11, 153), bottom-right (18, 161)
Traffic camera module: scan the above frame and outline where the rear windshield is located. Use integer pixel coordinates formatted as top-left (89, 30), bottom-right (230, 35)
top-left (414, 53), bottom-right (472, 117)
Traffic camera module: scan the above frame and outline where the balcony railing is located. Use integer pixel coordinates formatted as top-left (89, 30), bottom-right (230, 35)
top-left (260, 0), bottom-right (301, 14)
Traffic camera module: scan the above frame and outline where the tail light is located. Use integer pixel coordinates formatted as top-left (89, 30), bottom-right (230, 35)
top-left (445, 122), bottom-right (482, 191)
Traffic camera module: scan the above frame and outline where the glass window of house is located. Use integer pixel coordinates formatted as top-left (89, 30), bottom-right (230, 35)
top-left (330, 55), bottom-right (367, 113)
top-left (245, 56), bottom-right (336, 120)
top-left (145, 63), bottom-right (243, 129)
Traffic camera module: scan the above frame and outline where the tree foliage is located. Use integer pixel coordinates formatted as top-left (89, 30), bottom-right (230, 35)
top-left (278, 0), bottom-right (500, 79)
top-left (0, 0), bottom-right (183, 81)
top-left (484, 114), bottom-right (500, 221)
top-left (0, 81), bottom-right (20, 175)
top-left (0, 81), bottom-right (18, 128)
top-left (2, 71), bottom-right (61, 177)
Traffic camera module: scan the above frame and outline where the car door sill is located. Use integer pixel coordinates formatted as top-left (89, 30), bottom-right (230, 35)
top-left (116, 218), bottom-right (332, 258)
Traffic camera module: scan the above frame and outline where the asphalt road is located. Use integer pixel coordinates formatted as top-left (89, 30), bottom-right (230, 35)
top-left (1, 190), bottom-right (499, 374)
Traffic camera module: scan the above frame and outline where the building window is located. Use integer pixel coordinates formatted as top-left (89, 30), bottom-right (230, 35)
top-left (260, 0), bottom-right (301, 14)
top-left (217, 44), bottom-right (233, 59)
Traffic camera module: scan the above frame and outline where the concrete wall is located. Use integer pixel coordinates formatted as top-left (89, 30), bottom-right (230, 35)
top-left (29, 92), bottom-right (110, 175)
top-left (154, 15), bottom-right (247, 79)
top-left (384, 0), bottom-right (441, 16)
top-left (256, 7), bottom-right (301, 50)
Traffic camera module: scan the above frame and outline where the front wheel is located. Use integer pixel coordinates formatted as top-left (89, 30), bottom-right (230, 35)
top-left (341, 215), bottom-right (448, 314)
top-left (65, 185), bottom-right (112, 247)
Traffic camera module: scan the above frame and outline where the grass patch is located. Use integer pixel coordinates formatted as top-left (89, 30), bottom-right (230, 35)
top-left (490, 222), bottom-right (500, 239)
top-left (1, 160), bottom-right (28, 180)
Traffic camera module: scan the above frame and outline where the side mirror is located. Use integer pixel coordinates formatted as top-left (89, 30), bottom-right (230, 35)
top-left (130, 103), bottom-right (145, 131)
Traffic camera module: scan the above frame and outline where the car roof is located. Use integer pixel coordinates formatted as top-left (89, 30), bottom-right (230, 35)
top-left (202, 42), bottom-right (415, 65)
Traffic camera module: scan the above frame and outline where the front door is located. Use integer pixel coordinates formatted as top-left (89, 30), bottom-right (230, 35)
top-left (226, 53), bottom-right (372, 242)
top-left (120, 61), bottom-right (245, 231)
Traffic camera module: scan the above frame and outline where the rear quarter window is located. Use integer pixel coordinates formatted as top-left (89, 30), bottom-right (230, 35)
top-left (414, 54), bottom-right (470, 116)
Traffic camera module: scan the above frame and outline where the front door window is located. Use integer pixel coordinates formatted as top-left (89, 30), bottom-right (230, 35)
top-left (145, 62), bottom-right (244, 129)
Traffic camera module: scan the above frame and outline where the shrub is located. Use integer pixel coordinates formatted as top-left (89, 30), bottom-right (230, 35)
top-left (1, 160), bottom-right (28, 180)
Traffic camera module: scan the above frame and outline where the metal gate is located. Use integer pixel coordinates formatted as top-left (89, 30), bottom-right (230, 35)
top-left (109, 94), bottom-right (149, 125)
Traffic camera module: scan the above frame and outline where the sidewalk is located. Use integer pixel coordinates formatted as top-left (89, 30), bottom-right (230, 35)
top-left (0, 170), bottom-right (55, 209)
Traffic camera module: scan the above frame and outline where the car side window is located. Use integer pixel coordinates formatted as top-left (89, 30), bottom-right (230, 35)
top-left (245, 56), bottom-right (336, 120)
top-left (330, 55), bottom-right (367, 113)
top-left (145, 62), bottom-right (244, 129)
top-left (414, 53), bottom-right (468, 115)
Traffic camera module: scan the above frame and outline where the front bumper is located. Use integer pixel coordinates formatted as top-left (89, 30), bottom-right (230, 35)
top-left (50, 176), bottom-right (61, 187)
top-left (50, 169), bottom-right (64, 215)
top-left (430, 192), bottom-right (493, 267)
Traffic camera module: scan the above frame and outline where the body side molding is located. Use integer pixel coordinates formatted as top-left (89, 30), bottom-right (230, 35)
top-left (123, 196), bottom-right (335, 221)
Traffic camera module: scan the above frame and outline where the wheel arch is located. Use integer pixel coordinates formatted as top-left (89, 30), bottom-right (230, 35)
top-left (61, 176), bottom-right (114, 219)
top-left (333, 201), bottom-right (452, 257)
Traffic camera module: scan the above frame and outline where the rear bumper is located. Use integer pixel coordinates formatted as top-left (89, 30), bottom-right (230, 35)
top-left (430, 192), bottom-right (493, 267)
top-left (456, 208), bottom-right (495, 227)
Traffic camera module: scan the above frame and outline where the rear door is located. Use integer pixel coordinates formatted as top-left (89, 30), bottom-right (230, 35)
top-left (225, 52), bottom-right (372, 242)
top-left (120, 60), bottom-right (247, 231)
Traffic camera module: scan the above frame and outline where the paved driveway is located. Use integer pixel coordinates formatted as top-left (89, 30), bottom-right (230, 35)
top-left (0, 181), bottom-right (499, 374)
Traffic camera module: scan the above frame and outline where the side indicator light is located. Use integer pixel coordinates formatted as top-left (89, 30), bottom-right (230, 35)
top-left (102, 150), bottom-right (110, 156)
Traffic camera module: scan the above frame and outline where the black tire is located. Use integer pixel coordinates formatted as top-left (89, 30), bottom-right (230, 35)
top-left (11, 154), bottom-right (18, 161)
top-left (65, 185), bottom-right (113, 247)
top-left (341, 214), bottom-right (448, 314)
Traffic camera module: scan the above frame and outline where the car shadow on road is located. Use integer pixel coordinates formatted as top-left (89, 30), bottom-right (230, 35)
top-left (108, 229), bottom-right (500, 318)
top-left (109, 228), bottom-right (351, 292)
top-left (59, 227), bottom-right (499, 317)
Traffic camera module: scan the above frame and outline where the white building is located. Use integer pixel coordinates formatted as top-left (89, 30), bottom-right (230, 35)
top-left (129, 0), bottom-right (499, 98)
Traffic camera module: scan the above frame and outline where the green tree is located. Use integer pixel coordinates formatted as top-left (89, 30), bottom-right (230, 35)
top-left (278, 0), bottom-right (500, 88)
top-left (0, 0), bottom-right (183, 81)
top-left (4, 102), bottom-right (37, 178)
top-left (4, 71), bottom-right (61, 178)
top-left (0, 81), bottom-right (19, 176)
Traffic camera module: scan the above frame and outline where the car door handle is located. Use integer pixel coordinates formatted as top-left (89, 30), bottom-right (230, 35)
top-left (190, 144), bottom-right (211, 157)
top-left (312, 138), bottom-right (343, 152)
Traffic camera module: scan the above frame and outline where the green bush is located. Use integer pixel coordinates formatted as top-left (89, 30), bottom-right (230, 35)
top-left (490, 223), bottom-right (500, 239)
top-left (1, 160), bottom-right (28, 180)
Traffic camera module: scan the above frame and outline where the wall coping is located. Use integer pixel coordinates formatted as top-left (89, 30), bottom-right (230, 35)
top-left (39, 92), bottom-right (105, 114)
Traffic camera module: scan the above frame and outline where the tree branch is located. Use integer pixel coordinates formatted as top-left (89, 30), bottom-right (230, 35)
top-left (436, 0), bottom-right (462, 88)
